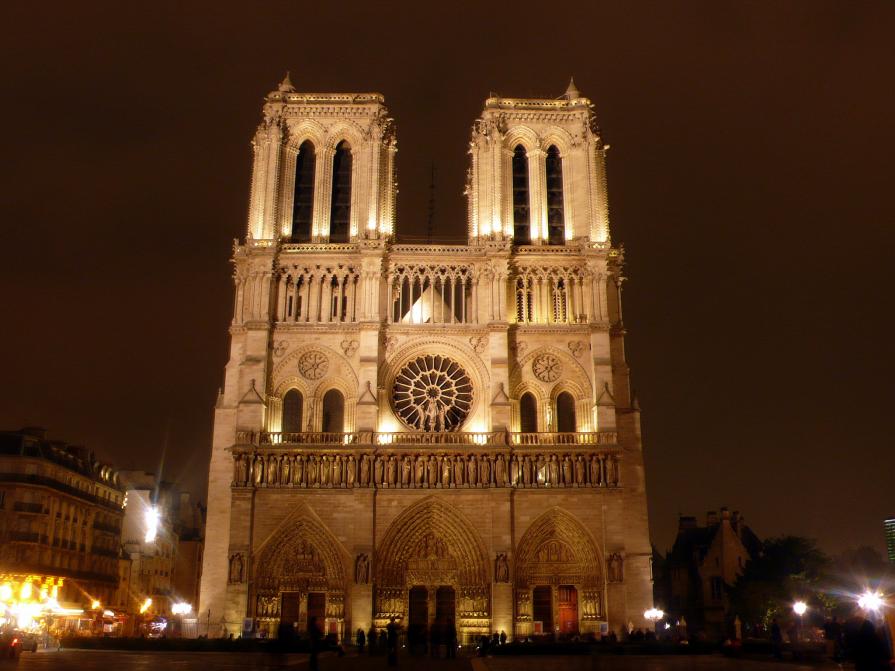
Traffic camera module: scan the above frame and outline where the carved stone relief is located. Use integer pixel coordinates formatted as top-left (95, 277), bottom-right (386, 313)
top-left (298, 351), bottom-right (329, 379)
top-left (533, 354), bottom-right (562, 382)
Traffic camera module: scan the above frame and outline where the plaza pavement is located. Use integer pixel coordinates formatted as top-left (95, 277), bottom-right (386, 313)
top-left (9, 648), bottom-right (845, 670)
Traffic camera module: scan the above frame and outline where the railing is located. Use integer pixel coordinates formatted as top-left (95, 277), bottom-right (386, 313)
top-left (511, 432), bottom-right (617, 446)
top-left (245, 431), bottom-right (617, 447)
top-left (92, 521), bottom-right (121, 534)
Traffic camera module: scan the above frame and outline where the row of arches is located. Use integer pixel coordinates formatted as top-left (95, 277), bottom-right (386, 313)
top-left (290, 140), bottom-right (353, 243)
top-left (282, 389), bottom-right (345, 433)
top-left (512, 144), bottom-right (565, 245)
top-left (251, 500), bottom-right (605, 638)
top-left (519, 391), bottom-right (576, 433)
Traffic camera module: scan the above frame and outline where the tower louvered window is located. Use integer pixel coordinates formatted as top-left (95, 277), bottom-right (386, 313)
top-left (512, 145), bottom-right (531, 244)
top-left (291, 140), bottom-right (315, 242)
top-left (329, 141), bottom-right (352, 243)
top-left (546, 145), bottom-right (565, 245)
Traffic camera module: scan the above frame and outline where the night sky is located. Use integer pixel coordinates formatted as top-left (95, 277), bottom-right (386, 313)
top-left (2, 1), bottom-right (893, 555)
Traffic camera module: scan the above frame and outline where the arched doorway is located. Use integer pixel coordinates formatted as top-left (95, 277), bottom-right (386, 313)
top-left (375, 498), bottom-right (489, 643)
top-left (282, 389), bottom-right (303, 434)
top-left (253, 516), bottom-right (347, 639)
top-left (514, 509), bottom-right (603, 638)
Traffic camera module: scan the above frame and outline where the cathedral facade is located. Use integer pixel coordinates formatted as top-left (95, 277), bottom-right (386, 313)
top-left (199, 76), bottom-right (652, 641)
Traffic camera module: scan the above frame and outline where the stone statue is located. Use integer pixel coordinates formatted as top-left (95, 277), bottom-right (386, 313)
top-left (479, 456), bottom-right (491, 486)
top-left (267, 456), bottom-right (278, 486)
top-left (333, 456), bottom-right (343, 486)
top-left (321, 455), bottom-right (331, 486)
top-left (280, 456), bottom-right (290, 485)
top-left (401, 456), bottom-right (412, 487)
top-left (374, 456), bottom-right (384, 485)
top-left (346, 456), bottom-right (356, 486)
top-left (360, 455), bottom-right (371, 486)
top-left (415, 456), bottom-right (426, 486)
top-left (495, 455), bottom-right (506, 486)
top-left (453, 455), bottom-right (464, 486)
top-left (548, 455), bottom-right (559, 485)
top-left (562, 456), bottom-right (572, 485)
top-left (253, 455), bottom-right (264, 486)
top-left (575, 456), bottom-right (585, 485)
top-left (522, 456), bottom-right (532, 486)
top-left (467, 455), bottom-right (477, 486)
top-left (236, 455), bottom-right (248, 485)
top-left (294, 455), bottom-right (304, 486)
top-left (228, 553), bottom-right (244, 583)
top-left (307, 456), bottom-right (318, 486)
top-left (608, 553), bottom-right (624, 582)
top-left (441, 455), bottom-right (452, 487)
top-left (607, 457), bottom-right (619, 486)
top-left (510, 455), bottom-right (519, 485)
top-left (355, 553), bottom-right (370, 584)
top-left (427, 456), bottom-right (437, 486)
top-left (590, 455), bottom-right (601, 485)
top-left (387, 455), bottom-right (398, 486)
top-left (495, 553), bottom-right (509, 583)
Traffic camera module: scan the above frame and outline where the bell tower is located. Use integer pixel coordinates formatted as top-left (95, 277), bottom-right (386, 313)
top-left (467, 79), bottom-right (610, 245)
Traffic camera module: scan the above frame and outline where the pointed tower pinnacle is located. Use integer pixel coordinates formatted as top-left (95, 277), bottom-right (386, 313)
top-left (564, 77), bottom-right (580, 100)
top-left (278, 71), bottom-right (295, 93)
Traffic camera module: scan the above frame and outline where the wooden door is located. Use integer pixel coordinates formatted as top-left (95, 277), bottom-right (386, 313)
top-left (532, 586), bottom-right (553, 633)
top-left (558, 585), bottom-right (579, 635)
top-left (307, 592), bottom-right (326, 632)
top-left (281, 592), bottom-right (301, 628)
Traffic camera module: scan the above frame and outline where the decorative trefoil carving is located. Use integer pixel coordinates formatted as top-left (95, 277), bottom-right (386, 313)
top-left (469, 335), bottom-right (488, 355)
top-left (568, 341), bottom-right (586, 358)
top-left (341, 339), bottom-right (359, 357)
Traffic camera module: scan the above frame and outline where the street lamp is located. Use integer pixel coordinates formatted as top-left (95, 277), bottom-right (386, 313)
top-left (858, 591), bottom-right (884, 612)
top-left (793, 601), bottom-right (807, 641)
top-left (644, 607), bottom-right (664, 635)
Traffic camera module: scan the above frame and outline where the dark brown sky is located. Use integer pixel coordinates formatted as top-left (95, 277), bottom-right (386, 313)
top-left (2, 1), bottom-right (893, 555)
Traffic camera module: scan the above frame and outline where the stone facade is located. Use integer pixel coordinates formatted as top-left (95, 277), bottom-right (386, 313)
top-left (0, 427), bottom-right (124, 607)
top-left (199, 76), bottom-right (652, 640)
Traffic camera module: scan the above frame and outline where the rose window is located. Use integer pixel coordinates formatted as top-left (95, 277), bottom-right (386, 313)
top-left (298, 351), bottom-right (329, 380)
top-left (392, 355), bottom-right (473, 432)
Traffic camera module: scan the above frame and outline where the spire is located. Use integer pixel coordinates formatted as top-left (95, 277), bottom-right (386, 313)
top-left (278, 71), bottom-right (295, 93)
top-left (564, 77), bottom-right (580, 100)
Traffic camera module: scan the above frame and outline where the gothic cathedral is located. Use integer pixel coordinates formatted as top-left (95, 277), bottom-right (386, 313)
top-left (199, 76), bottom-right (652, 641)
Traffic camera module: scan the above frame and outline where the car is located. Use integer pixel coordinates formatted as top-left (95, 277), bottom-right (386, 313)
top-left (0, 628), bottom-right (22, 661)
top-left (15, 633), bottom-right (37, 653)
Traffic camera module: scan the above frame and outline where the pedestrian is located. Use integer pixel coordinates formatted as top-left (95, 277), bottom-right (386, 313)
top-left (356, 627), bottom-right (366, 653)
top-left (379, 628), bottom-right (387, 653)
top-left (446, 618), bottom-right (457, 659)
top-left (368, 624), bottom-right (377, 654)
top-left (499, 630), bottom-right (507, 645)
top-left (770, 618), bottom-right (783, 660)
top-left (853, 618), bottom-right (889, 671)
top-left (308, 616), bottom-right (322, 671)
top-left (387, 617), bottom-right (399, 666)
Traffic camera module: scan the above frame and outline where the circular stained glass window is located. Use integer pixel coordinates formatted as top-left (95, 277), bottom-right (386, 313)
top-left (392, 355), bottom-right (474, 432)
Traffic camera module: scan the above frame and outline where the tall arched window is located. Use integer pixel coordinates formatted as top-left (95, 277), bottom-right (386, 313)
top-left (282, 389), bottom-right (303, 433)
top-left (322, 389), bottom-right (345, 433)
top-left (556, 391), bottom-right (576, 432)
top-left (520, 392), bottom-right (538, 433)
top-left (329, 141), bottom-right (352, 243)
top-left (291, 140), bottom-right (315, 242)
top-left (545, 145), bottom-right (565, 245)
top-left (512, 145), bottom-right (531, 244)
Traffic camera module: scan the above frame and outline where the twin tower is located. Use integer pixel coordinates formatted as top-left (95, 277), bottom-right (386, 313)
top-left (199, 75), bottom-right (653, 641)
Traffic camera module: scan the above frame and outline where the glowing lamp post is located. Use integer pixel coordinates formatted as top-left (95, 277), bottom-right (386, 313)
top-left (793, 601), bottom-right (807, 641)
top-left (858, 590), bottom-right (884, 618)
top-left (644, 607), bottom-right (664, 634)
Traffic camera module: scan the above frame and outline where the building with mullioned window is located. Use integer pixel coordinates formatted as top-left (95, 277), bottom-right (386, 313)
top-left (0, 427), bottom-right (124, 611)
top-left (199, 76), bottom-right (653, 641)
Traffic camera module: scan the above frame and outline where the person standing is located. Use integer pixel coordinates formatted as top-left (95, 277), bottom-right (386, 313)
top-left (356, 627), bottom-right (366, 653)
top-left (308, 616), bottom-right (322, 671)
top-left (387, 617), bottom-right (399, 666)
top-left (446, 619), bottom-right (457, 659)
top-left (770, 618), bottom-right (783, 660)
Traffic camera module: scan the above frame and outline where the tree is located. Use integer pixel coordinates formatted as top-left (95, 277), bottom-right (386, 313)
top-left (728, 536), bottom-right (830, 630)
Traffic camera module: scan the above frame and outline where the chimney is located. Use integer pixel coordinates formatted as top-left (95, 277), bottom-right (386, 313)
top-left (706, 510), bottom-right (719, 527)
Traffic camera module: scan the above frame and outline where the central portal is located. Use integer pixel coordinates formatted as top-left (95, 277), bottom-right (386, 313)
top-left (435, 586), bottom-right (455, 623)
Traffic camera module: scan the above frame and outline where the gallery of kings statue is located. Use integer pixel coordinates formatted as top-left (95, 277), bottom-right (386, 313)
top-left (198, 75), bottom-right (653, 642)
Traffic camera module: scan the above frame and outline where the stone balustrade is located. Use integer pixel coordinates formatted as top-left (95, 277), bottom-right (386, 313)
top-left (231, 442), bottom-right (620, 490)
top-left (237, 430), bottom-right (617, 447)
